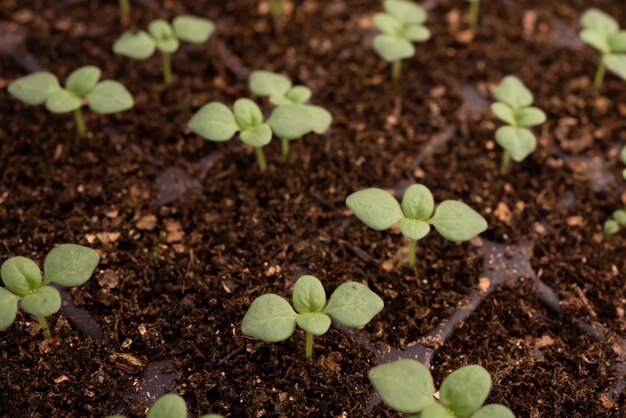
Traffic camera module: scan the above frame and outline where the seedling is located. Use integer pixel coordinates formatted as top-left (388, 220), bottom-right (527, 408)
top-left (467, 0), bottom-right (480, 29)
top-left (0, 244), bottom-right (99, 338)
top-left (491, 76), bottom-right (546, 172)
top-left (369, 360), bottom-right (515, 418)
top-left (242, 275), bottom-right (383, 358)
top-left (579, 8), bottom-right (626, 90)
top-left (113, 16), bottom-right (215, 85)
top-left (372, 0), bottom-right (431, 80)
top-left (118, 0), bottom-right (130, 25)
top-left (269, 0), bottom-right (285, 21)
top-left (346, 184), bottom-right (487, 268)
top-left (604, 145), bottom-right (626, 235)
top-left (8, 66), bottom-right (134, 139)
top-left (250, 70), bottom-right (332, 158)
top-left (189, 99), bottom-right (272, 172)
top-left (106, 393), bottom-right (223, 418)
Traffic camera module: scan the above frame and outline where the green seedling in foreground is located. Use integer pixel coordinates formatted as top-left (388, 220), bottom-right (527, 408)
top-left (106, 393), bottom-right (223, 418)
top-left (491, 76), bottom-right (546, 172)
top-left (604, 145), bottom-right (626, 235)
top-left (188, 98), bottom-right (272, 172)
top-left (0, 244), bottom-right (99, 338)
top-left (579, 8), bottom-right (626, 90)
top-left (8, 66), bottom-right (134, 139)
top-left (118, 0), bottom-right (131, 25)
top-left (250, 70), bottom-right (332, 158)
top-left (467, 0), bottom-right (480, 29)
top-left (346, 184), bottom-right (487, 269)
top-left (373, 0), bottom-right (431, 81)
top-left (242, 275), bottom-right (383, 359)
top-left (113, 16), bottom-right (215, 85)
top-left (369, 360), bottom-right (515, 418)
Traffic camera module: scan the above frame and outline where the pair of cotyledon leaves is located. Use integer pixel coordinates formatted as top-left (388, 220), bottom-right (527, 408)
top-left (373, 0), bottom-right (431, 62)
top-left (8, 66), bottom-right (133, 114)
top-left (106, 394), bottom-right (222, 418)
top-left (113, 16), bottom-right (215, 60)
top-left (491, 76), bottom-right (546, 162)
top-left (369, 360), bottom-right (514, 418)
top-left (346, 184), bottom-right (487, 243)
top-left (0, 244), bottom-right (100, 331)
top-left (579, 8), bottom-right (626, 81)
top-left (241, 275), bottom-right (383, 342)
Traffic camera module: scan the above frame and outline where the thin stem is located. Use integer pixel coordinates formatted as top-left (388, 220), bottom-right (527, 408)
top-left (162, 52), bottom-right (172, 85)
top-left (37, 316), bottom-right (51, 338)
top-left (500, 150), bottom-right (511, 173)
top-left (305, 333), bottom-right (313, 359)
top-left (269, 0), bottom-right (284, 20)
top-left (469, 0), bottom-right (480, 29)
top-left (408, 239), bottom-right (416, 268)
top-left (255, 147), bottom-right (267, 172)
top-left (74, 108), bottom-right (86, 140)
top-left (391, 60), bottom-right (402, 81)
top-left (281, 138), bottom-right (290, 159)
top-left (593, 60), bottom-right (606, 92)
top-left (118, 0), bottom-right (130, 25)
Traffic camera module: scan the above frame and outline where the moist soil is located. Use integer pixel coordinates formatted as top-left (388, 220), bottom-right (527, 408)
top-left (0, 0), bottom-right (625, 417)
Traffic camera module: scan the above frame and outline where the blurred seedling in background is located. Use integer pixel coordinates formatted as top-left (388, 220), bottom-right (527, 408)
top-left (8, 66), bottom-right (134, 140)
top-left (118, 0), bottom-right (130, 25)
top-left (106, 393), bottom-right (223, 418)
top-left (269, 0), bottom-right (285, 22)
top-left (346, 184), bottom-right (487, 269)
top-left (242, 275), bottom-right (383, 359)
top-left (372, 0), bottom-right (431, 80)
top-left (0, 244), bottom-right (99, 338)
top-left (113, 16), bottom-right (215, 85)
top-left (604, 145), bottom-right (626, 235)
top-left (467, 0), bottom-right (480, 29)
top-left (491, 76), bottom-right (546, 172)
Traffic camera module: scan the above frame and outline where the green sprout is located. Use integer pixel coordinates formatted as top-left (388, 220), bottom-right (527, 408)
top-left (8, 66), bottom-right (134, 139)
top-left (604, 145), bottom-right (626, 235)
top-left (242, 275), bottom-right (383, 359)
top-left (250, 70), bottom-right (332, 158)
top-left (491, 76), bottom-right (546, 172)
top-left (106, 393), bottom-right (223, 418)
top-left (346, 184), bottom-right (487, 269)
top-left (188, 98), bottom-right (272, 172)
top-left (467, 0), bottom-right (480, 29)
top-left (0, 244), bottom-right (99, 338)
top-left (269, 0), bottom-right (285, 21)
top-left (579, 8), bottom-right (626, 91)
top-left (118, 0), bottom-right (131, 25)
top-left (113, 16), bottom-right (215, 85)
top-left (369, 360), bottom-right (515, 418)
top-left (372, 0), bottom-right (431, 81)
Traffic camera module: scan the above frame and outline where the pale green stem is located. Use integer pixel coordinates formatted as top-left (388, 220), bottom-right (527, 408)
top-left (281, 138), bottom-right (290, 159)
top-left (255, 147), bottom-right (267, 172)
top-left (500, 150), bottom-right (511, 173)
top-left (162, 52), bottom-right (172, 85)
top-left (392, 60), bottom-right (402, 81)
top-left (118, 0), bottom-right (130, 24)
top-left (305, 333), bottom-right (313, 359)
top-left (269, 0), bottom-right (284, 19)
top-left (408, 239), bottom-right (416, 268)
top-left (37, 316), bottom-right (51, 338)
top-left (593, 60), bottom-right (606, 92)
top-left (469, 0), bottom-right (480, 29)
top-left (74, 108), bottom-right (86, 140)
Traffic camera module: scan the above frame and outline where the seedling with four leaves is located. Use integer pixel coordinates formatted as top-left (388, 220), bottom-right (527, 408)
top-left (113, 16), bottom-right (215, 85)
top-left (8, 66), bottom-right (134, 139)
top-left (373, 0), bottom-right (431, 81)
top-left (604, 145), bottom-right (626, 235)
top-left (369, 360), bottom-right (515, 418)
top-left (0, 244), bottom-right (99, 338)
top-left (579, 8), bottom-right (626, 90)
top-left (106, 393), bottom-right (223, 418)
top-left (491, 76), bottom-right (546, 172)
top-left (242, 275), bottom-right (383, 358)
top-left (346, 184), bottom-right (487, 269)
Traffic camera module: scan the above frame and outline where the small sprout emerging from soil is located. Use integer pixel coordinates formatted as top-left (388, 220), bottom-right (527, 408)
top-left (0, 244), bottom-right (99, 338)
top-left (580, 9), bottom-right (626, 90)
top-left (113, 16), bottom-right (215, 85)
top-left (369, 360), bottom-right (515, 418)
top-left (604, 145), bottom-right (626, 235)
top-left (242, 275), bottom-right (383, 359)
top-left (8, 66), bottom-right (134, 139)
top-left (491, 76), bottom-right (546, 172)
top-left (346, 184), bottom-right (487, 268)
top-left (118, 0), bottom-right (130, 25)
top-left (269, 0), bottom-right (285, 21)
top-left (372, 0), bottom-right (431, 81)
top-left (467, 0), bottom-right (480, 29)
top-left (106, 393), bottom-right (223, 418)
top-left (189, 99), bottom-right (272, 172)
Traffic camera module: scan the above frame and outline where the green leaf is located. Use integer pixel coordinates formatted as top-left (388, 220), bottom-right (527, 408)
top-left (493, 76), bottom-right (533, 110)
top-left (346, 188), bottom-right (403, 231)
top-left (373, 34), bottom-right (415, 62)
top-left (580, 29), bottom-right (611, 54)
top-left (471, 404), bottom-right (515, 418)
top-left (292, 275), bottom-right (326, 314)
top-left (44, 244), bottom-right (100, 287)
top-left (239, 124), bottom-right (272, 147)
top-left (147, 394), bottom-right (187, 418)
top-left (1, 256), bottom-right (42, 297)
top-left (189, 102), bottom-right (239, 141)
top-left (173, 15), bottom-right (215, 44)
top-left (429, 200), bottom-right (487, 242)
top-left (368, 359), bottom-right (435, 413)
top-left (155, 37), bottom-right (180, 54)
top-left (440, 365), bottom-right (491, 418)
top-left (250, 70), bottom-right (292, 98)
top-left (21, 286), bottom-right (62, 317)
top-left (420, 403), bottom-right (455, 418)
top-left (491, 103), bottom-right (516, 125)
top-left (603, 54), bottom-right (626, 81)
top-left (233, 98), bottom-right (264, 129)
top-left (8, 72), bottom-right (61, 105)
top-left (86, 80), bottom-right (134, 114)
top-left (514, 106), bottom-right (546, 128)
top-left (384, 0), bottom-right (427, 25)
top-left (269, 95), bottom-right (293, 106)
top-left (268, 104), bottom-right (314, 140)
top-left (580, 8), bottom-right (619, 35)
top-left (399, 218), bottom-right (430, 241)
top-left (609, 32), bottom-right (626, 53)
top-left (241, 294), bottom-right (297, 342)
top-left (373, 13), bottom-right (402, 36)
top-left (613, 209), bottom-right (626, 225)
top-left (305, 105), bottom-right (332, 134)
top-left (0, 287), bottom-right (19, 331)
top-left (287, 86), bottom-right (312, 104)
top-left (324, 282), bottom-right (383, 327)
top-left (620, 145), bottom-right (626, 165)
top-left (149, 19), bottom-right (175, 41)
top-left (45, 89), bottom-right (82, 113)
top-left (401, 184), bottom-right (434, 220)
top-left (113, 31), bottom-right (157, 60)
top-left (604, 219), bottom-right (619, 235)
top-left (403, 24), bottom-right (431, 42)
top-left (495, 126), bottom-right (537, 162)
top-left (65, 66), bottom-right (101, 97)
top-left (295, 312), bottom-right (331, 336)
